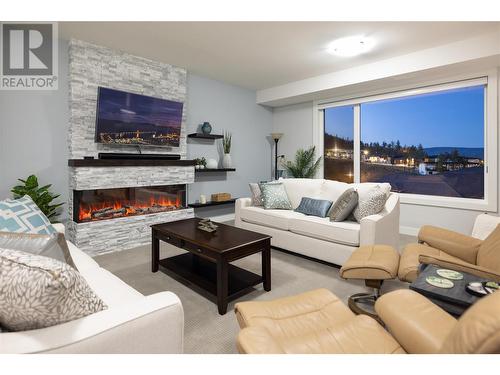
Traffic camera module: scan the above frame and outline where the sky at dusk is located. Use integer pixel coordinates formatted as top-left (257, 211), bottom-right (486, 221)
top-left (325, 85), bottom-right (484, 148)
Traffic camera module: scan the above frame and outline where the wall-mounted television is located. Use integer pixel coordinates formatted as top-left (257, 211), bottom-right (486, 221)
top-left (94, 87), bottom-right (183, 148)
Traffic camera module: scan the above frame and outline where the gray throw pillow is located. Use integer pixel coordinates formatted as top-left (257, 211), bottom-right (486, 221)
top-left (249, 183), bottom-right (263, 206)
top-left (329, 189), bottom-right (358, 222)
top-left (353, 186), bottom-right (388, 222)
top-left (0, 231), bottom-right (77, 269)
top-left (259, 182), bottom-right (292, 210)
top-left (295, 197), bottom-right (332, 218)
top-left (0, 248), bottom-right (107, 331)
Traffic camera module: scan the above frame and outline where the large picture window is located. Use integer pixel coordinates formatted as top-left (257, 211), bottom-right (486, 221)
top-left (360, 86), bottom-right (484, 199)
top-left (321, 77), bottom-right (494, 208)
top-left (324, 105), bottom-right (355, 183)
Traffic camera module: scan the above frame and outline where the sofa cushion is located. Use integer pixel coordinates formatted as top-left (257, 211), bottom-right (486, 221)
top-left (260, 182), bottom-right (292, 210)
top-left (80, 267), bottom-right (144, 308)
top-left (294, 197), bottom-right (332, 218)
top-left (289, 216), bottom-right (360, 246)
top-left (0, 195), bottom-right (56, 235)
top-left (351, 182), bottom-right (391, 197)
top-left (319, 180), bottom-right (350, 203)
top-left (249, 183), bottom-right (263, 206)
top-left (0, 248), bottom-right (106, 331)
top-left (0, 231), bottom-right (77, 269)
top-left (329, 188), bottom-right (358, 222)
top-left (281, 179), bottom-right (324, 209)
top-left (239, 206), bottom-right (306, 231)
top-left (353, 185), bottom-right (389, 222)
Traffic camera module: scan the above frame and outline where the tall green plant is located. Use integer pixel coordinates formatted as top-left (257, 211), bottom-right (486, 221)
top-left (283, 146), bottom-right (322, 178)
top-left (11, 175), bottom-right (64, 223)
top-left (222, 131), bottom-right (232, 154)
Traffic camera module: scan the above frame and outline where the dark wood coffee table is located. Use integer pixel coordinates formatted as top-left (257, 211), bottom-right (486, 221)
top-left (151, 218), bottom-right (271, 314)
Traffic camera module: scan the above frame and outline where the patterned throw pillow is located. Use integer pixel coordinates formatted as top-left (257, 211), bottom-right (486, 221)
top-left (0, 248), bottom-right (106, 331)
top-left (259, 182), bottom-right (292, 210)
top-left (0, 195), bottom-right (56, 235)
top-left (295, 197), bottom-right (333, 218)
top-left (352, 186), bottom-right (388, 222)
top-left (0, 231), bottom-right (77, 269)
top-left (249, 183), bottom-right (263, 206)
top-left (329, 188), bottom-right (358, 222)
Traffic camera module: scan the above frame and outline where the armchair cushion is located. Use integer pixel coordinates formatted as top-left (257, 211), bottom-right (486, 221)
top-left (476, 224), bottom-right (500, 273)
top-left (399, 243), bottom-right (467, 283)
top-left (340, 245), bottom-right (399, 280)
top-left (418, 225), bottom-right (482, 264)
top-left (375, 289), bottom-right (456, 354)
top-left (238, 315), bottom-right (404, 354)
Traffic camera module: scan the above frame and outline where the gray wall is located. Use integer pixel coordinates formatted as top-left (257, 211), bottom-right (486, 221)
top-left (0, 40), bottom-right (69, 217)
top-left (186, 74), bottom-right (273, 218)
top-left (0, 39), bottom-right (273, 221)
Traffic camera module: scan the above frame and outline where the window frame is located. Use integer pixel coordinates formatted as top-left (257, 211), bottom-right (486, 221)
top-left (313, 73), bottom-right (498, 212)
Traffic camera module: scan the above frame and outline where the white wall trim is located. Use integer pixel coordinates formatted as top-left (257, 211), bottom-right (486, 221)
top-left (400, 226), bottom-right (419, 237)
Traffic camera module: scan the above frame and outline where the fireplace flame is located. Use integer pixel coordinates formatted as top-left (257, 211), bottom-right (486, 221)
top-left (78, 195), bottom-right (181, 222)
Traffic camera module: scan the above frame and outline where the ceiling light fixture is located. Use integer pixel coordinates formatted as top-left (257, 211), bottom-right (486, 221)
top-left (327, 35), bottom-right (375, 57)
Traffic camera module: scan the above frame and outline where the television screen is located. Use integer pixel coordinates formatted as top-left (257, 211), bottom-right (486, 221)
top-left (95, 87), bottom-right (183, 148)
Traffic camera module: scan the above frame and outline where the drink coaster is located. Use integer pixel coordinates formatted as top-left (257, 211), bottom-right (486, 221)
top-left (436, 269), bottom-right (464, 280)
top-left (426, 276), bottom-right (454, 289)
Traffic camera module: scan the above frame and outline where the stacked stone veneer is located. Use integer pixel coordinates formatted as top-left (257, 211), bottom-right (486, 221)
top-left (68, 39), bottom-right (194, 255)
top-left (68, 39), bottom-right (188, 159)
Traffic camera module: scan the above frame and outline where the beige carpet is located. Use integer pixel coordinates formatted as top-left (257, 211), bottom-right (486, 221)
top-left (95, 229), bottom-right (414, 354)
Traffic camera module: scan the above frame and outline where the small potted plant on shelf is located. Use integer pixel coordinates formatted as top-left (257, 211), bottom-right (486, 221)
top-left (196, 157), bottom-right (207, 169)
top-left (222, 131), bottom-right (232, 168)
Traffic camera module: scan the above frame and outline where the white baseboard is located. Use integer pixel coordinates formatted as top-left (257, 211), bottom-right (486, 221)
top-left (400, 226), bottom-right (419, 236)
top-left (206, 213), bottom-right (235, 223)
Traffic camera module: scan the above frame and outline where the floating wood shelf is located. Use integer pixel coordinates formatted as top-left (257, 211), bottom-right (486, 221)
top-left (68, 159), bottom-right (196, 167)
top-left (188, 199), bottom-right (237, 208)
top-left (195, 168), bottom-right (236, 173)
top-left (187, 133), bottom-right (224, 140)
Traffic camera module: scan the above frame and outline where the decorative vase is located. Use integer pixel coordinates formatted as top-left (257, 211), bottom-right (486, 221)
top-left (222, 153), bottom-right (232, 168)
top-left (201, 122), bottom-right (212, 135)
top-left (206, 158), bottom-right (218, 169)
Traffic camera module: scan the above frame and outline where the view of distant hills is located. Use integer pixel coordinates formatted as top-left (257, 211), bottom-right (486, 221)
top-left (424, 147), bottom-right (484, 159)
top-left (97, 119), bottom-right (180, 134)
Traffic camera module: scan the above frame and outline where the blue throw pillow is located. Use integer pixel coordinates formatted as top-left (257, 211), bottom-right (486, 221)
top-left (295, 197), bottom-right (333, 218)
top-left (0, 195), bottom-right (56, 235)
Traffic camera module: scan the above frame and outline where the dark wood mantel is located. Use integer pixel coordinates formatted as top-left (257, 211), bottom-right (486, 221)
top-left (68, 159), bottom-right (196, 167)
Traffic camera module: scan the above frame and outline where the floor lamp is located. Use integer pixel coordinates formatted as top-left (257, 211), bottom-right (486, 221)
top-left (271, 133), bottom-right (283, 180)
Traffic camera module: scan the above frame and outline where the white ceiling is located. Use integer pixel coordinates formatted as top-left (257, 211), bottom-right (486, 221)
top-left (60, 22), bottom-right (500, 91)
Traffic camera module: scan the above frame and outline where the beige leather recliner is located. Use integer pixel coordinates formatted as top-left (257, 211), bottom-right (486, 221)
top-left (399, 214), bottom-right (500, 283)
top-left (235, 288), bottom-right (500, 354)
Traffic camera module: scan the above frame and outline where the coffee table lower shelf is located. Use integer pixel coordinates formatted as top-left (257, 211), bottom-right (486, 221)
top-left (159, 253), bottom-right (263, 304)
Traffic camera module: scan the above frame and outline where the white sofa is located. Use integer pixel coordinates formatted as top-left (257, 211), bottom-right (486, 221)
top-left (0, 223), bottom-right (184, 354)
top-left (235, 178), bottom-right (400, 266)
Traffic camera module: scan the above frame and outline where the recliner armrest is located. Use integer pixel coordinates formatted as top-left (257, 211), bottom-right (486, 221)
top-left (375, 289), bottom-right (456, 354)
top-left (419, 254), bottom-right (500, 283)
top-left (418, 225), bottom-right (482, 264)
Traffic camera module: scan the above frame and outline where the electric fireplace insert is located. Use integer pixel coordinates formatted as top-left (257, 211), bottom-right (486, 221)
top-left (73, 184), bottom-right (187, 223)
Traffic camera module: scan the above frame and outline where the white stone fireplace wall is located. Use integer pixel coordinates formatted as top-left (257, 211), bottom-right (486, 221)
top-left (67, 39), bottom-right (194, 256)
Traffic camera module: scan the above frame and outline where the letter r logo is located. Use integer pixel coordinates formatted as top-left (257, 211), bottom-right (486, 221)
top-left (2, 23), bottom-right (53, 75)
